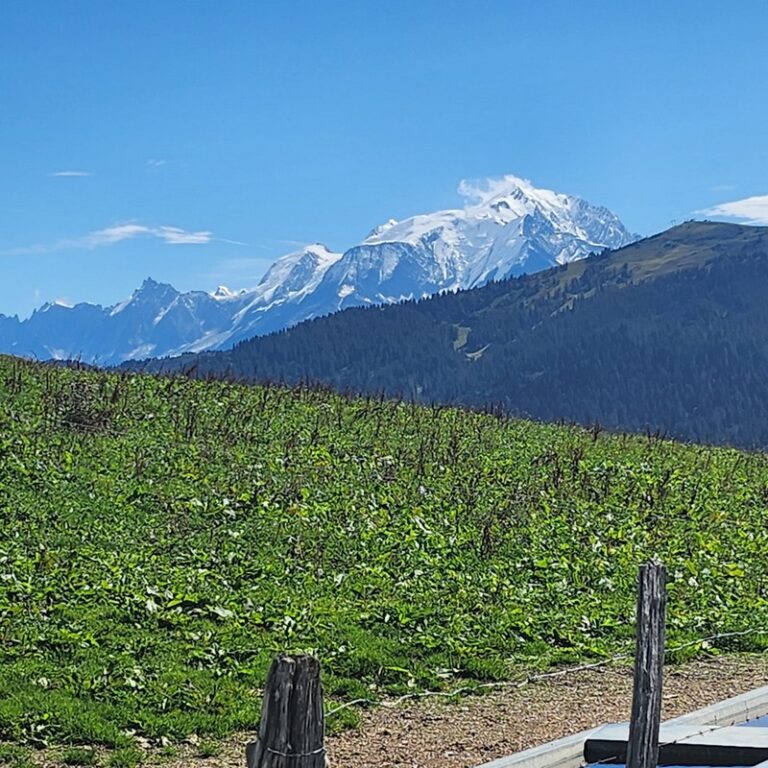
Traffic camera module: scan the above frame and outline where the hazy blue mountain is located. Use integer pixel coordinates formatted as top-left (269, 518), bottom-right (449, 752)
top-left (0, 176), bottom-right (635, 364)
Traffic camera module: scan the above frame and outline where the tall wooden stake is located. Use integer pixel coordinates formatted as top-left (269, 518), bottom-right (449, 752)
top-left (246, 654), bottom-right (326, 768)
top-left (626, 560), bottom-right (667, 768)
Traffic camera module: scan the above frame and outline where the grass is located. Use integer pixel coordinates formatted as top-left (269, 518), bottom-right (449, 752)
top-left (104, 749), bottom-right (142, 768)
top-left (0, 745), bottom-right (35, 768)
top-left (193, 742), bottom-right (219, 759)
top-left (0, 356), bottom-right (767, 747)
top-left (61, 747), bottom-right (98, 766)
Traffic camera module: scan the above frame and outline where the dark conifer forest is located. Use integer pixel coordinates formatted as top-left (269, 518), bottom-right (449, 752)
top-left (133, 221), bottom-right (768, 448)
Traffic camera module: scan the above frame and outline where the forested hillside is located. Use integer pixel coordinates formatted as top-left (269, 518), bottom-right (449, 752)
top-left (135, 222), bottom-right (768, 448)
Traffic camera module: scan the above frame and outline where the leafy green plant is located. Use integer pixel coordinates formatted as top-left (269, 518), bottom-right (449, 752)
top-left (155, 746), bottom-right (179, 761)
top-left (0, 356), bottom-right (767, 748)
top-left (194, 742), bottom-right (219, 759)
top-left (61, 747), bottom-right (97, 766)
top-left (104, 749), bottom-right (141, 768)
top-left (0, 745), bottom-right (35, 768)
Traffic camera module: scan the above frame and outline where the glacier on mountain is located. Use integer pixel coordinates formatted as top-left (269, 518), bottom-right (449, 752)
top-left (0, 175), bottom-right (637, 364)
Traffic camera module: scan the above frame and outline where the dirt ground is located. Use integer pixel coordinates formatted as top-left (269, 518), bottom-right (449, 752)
top-left (182, 654), bottom-right (768, 768)
top-left (29, 654), bottom-right (768, 768)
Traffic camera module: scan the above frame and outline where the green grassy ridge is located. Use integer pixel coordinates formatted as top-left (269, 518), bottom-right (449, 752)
top-left (0, 356), bottom-right (767, 746)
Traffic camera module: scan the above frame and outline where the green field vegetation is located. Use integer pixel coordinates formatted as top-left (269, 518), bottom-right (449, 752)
top-left (151, 223), bottom-right (768, 448)
top-left (1, 356), bottom-right (768, 750)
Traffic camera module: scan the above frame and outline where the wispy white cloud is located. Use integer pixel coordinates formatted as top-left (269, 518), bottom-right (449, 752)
top-left (158, 226), bottom-right (213, 245)
top-left (5, 222), bottom-right (220, 256)
top-left (50, 170), bottom-right (92, 178)
top-left (82, 223), bottom-right (213, 247)
top-left (710, 184), bottom-right (736, 193)
top-left (146, 159), bottom-right (167, 168)
top-left (698, 195), bottom-right (768, 226)
top-left (458, 174), bottom-right (534, 205)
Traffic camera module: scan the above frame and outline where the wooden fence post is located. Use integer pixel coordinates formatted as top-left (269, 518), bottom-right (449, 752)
top-left (246, 654), bottom-right (326, 768)
top-left (626, 560), bottom-right (667, 768)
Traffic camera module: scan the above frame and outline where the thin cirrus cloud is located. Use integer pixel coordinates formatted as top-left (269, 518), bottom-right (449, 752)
top-left (699, 195), bottom-right (768, 226)
top-left (85, 224), bottom-right (213, 246)
top-left (85, 224), bottom-right (251, 247)
top-left (49, 170), bottom-right (92, 177)
top-left (4, 222), bottom-right (238, 257)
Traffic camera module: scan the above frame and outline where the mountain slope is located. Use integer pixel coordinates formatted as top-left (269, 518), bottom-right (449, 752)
top-left (0, 279), bottom-right (251, 363)
top-left (0, 246), bottom-right (341, 364)
top-left (291, 175), bottom-right (635, 314)
top-left (360, 175), bottom-right (634, 287)
top-left (0, 176), bottom-right (634, 364)
top-left (135, 222), bottom-right (768, 448)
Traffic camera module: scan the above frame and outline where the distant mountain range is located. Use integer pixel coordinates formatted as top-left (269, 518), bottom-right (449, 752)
top-left (134, 222), bottom-right (768, 448)
top-left (0, 176), bottom-right (635, 364)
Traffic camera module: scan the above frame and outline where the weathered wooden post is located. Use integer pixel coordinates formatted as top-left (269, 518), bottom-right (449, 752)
top-left (626, 560), bottom-right (667, 768)
top-left (246, 654), bottom-right (326, 768)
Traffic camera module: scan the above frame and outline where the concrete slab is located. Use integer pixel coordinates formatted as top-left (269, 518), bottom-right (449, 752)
top-left (474, 684), bottom-right (768, 768)
top-left (585, 722), bottom-right (768, 765)
top-left (668, 686), bottom-right (768, 729)
top-left (475, 728), bottom-right (601, 768)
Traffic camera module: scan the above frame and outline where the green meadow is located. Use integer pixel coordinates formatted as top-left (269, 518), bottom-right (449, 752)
top-left (0, 356), bottom-right (766, 748)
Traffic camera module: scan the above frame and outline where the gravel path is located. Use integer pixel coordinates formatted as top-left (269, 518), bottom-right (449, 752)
top-left (326, 655), bottom-right (768, 767)
top-left (132, 654), bottom-right (768, 768)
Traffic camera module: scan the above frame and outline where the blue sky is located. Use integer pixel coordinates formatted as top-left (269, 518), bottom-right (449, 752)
top-left (2, 0), bottom-right (767, 318)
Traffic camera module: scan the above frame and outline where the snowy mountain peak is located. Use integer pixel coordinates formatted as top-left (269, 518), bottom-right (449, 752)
top-left (211, 285), bottom-right (239, 300)
top-left (135, 277), bottom-right (178, 298)
top-left (38, 299), bottom-right (75, 313)
top-left (303, 242), bottom-right (337, 258)
top-left (256, 243), bottom-right (340, 286)
top-left (366, 219), bottom-right (399, 240)
top-left (359, 174), bottom-right (635, 287)
top-left (458, 174), bottom-right (548, 206)
top-left (236, 243), bottom-right (342, 312)
top-left (0, 174), bottom-right (637, 364)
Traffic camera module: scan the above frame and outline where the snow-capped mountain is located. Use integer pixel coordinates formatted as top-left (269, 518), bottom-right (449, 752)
top-left (0, 175), bottom-right (637, 364)
top-left (0, 279), bottom-right (247, 364)
top-left (307, 175), bottom-right (635, 311)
